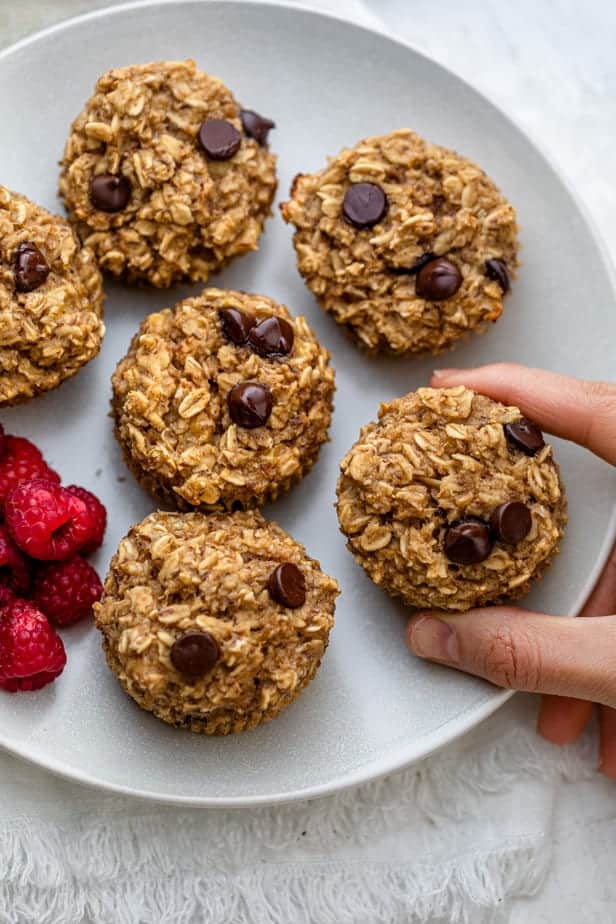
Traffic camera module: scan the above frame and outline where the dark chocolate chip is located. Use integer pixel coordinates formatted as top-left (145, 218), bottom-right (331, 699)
top-left (89, 174), bottom-right (131, 212)
top-left (504, 418), bottom-right (545, 456)
top-left (240, 109), bottom-right (275, 145)
top-left (170, 631), bottom-right (220, 677)
top-left (410, 251), bottom-right (439, 275)
top-left (248, 316), bottom-right (294, 358)
top-left (490, 502), bottom-right (532, 544)
top-left (219, 307), bottom-right (256, 345)
top-left (267, 563), bottom-right (306, 608)
top-left (415, 257), bottom-right (462, 301)
top-left (444, 518), bottom-right (493, 565)
top-left (13, 242), bottom-right (49, 293)
top-left (485, 258), bottom-right (510, 293)
top-left (342, 182), bottom-right (388, 229)
top-left (198, 119), bottom-right (241, 160)
top-left (227, 382), bottom-right (273, 428)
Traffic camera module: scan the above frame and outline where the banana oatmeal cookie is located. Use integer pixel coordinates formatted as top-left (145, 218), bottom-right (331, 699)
top-left (0, 186), bottom-right (104, 406)
top-left (337, 386), bottom-right (566, 611)
top-left (112, 288), bottom-right (335, 510)
top-left (59, 60), bottom-right (276, 287)
top-left (281, 129), bottom-right (518, 355)
top-left (95, 509), bottom-right (339, 734)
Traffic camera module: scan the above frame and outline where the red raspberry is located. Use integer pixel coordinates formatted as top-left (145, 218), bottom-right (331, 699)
top-left (5, 480), bottom-right (96, 561)
top-left (0, 436), bottom-right (60, 512)
top-left (0, 524), bottom-right (31, 594)
top-left (0, 599), bottom-right (66, 692)
top-left (0, 423), bottom-right (6, 460)
top-left (66, 486), bottom-right (107, 553)
top-left (33, 556), bottom-right (103, 627)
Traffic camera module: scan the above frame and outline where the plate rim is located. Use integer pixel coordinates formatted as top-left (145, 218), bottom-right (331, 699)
top-left (0, 0), bottom-right (614, 807)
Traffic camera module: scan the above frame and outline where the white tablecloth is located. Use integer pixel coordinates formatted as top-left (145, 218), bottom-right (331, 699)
top-left (1, 2), bottom-right (615, 922)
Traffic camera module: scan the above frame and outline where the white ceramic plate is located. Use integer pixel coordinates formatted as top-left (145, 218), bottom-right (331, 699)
top-left (0, 0), bottom-right (614, 807)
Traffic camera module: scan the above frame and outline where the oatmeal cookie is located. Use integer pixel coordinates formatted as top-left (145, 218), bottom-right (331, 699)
top-left (112, 288), bottom-right (335, 510)
top-left (95, 509), bottom-right (339, 734)
top-left (59, 60), bottom-right (276, 287)
top-left (281, 129), bottom-right (518, 355)
top-left (0, 186), bottom-right (104, 406)
top-left (337, 386), bottom-right (566, 611)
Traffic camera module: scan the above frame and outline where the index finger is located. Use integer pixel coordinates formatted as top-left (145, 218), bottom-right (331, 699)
top-left (431, 363), bottom-right (616, 465)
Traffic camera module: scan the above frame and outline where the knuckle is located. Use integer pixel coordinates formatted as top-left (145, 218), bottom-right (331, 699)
top-left (582, 379), bottom-right (616, 404)
top-left (591, 622), bottom-right (616, 704)
top-left (581, 380), bottom-right (616, 460)
top-left (479, 622), bottom-right (542, 691)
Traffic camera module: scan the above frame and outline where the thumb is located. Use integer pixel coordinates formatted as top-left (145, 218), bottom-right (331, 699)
top-left (406, 607), bottom-right (616, 707)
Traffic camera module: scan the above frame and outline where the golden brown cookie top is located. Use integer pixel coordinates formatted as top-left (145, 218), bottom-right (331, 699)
top-left (0, 185), bottom-right (105, 406)
top-left (95, 509), bottom-right (339, 734)
top-left (281, 129), bottom-right (518, 354)
top-left (60, 60), bottom-right (277, 287)
top-left (112, 288), bottom-right (335, 511)
top-left (337, 386), bottom-right (566, 610)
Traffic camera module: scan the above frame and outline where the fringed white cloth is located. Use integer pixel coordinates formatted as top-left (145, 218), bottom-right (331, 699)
top-left (1, 5), bottom-right (614, 923)
top-left (0, 697), bottom-right (605, 924)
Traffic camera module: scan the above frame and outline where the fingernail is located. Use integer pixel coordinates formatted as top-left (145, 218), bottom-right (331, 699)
top-left (431, 368), bottom-right (460, 381)
top-left (408, 616), bottom-right (459, 663)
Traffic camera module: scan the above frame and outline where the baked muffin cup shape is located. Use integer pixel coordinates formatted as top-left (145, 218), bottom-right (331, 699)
top-left (59, 59), bottom-right (277, 287)
top-left (0, 186), bottom-right (105, 406)
top-left (281, 128), bottom-right (519, 356)
top-left (112, 288), bottom-right (335, 511)
top-left (94, 509), bottom-right (340, 734)
top-left (336, 386), bottom-right (566, 611)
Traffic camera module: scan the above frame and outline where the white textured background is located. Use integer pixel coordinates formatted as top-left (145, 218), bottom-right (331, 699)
top-left (1, 2), bottom-right (615, 921)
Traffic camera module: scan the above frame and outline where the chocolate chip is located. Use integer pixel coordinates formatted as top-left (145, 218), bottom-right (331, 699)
top-left (248, 316), bottom-right (294, 358)
top-left (240, 109), bottom-right (275, 145)
top-left (342, 182), bottom-right (388, 229)
top-left (504, 419), bottom-right (545, 456)
top-left (198, 119), bottom-right (241, 159)
top-left (485, 258), bottom-right (510, 293)
top-left (170, 631), bottom-right (219, 677)
top-left (13, 242), bottom-right (49, 293)
top-left (444, 518), bottom-right (493, 565)
top-left (490, 502), bottom-right (532, 544)
top-left (89, 174), bottom-right (131, 212)
top-left (410, 251), bottom-right (439, 275)
top-left (227, 382), bottom-right (273, 428)
top-left (415, 257), bottom-right (462, 301)
top-left (267, 563), bottom-right (306, 608)
top-left (219, 307), bottom-right (256, 345)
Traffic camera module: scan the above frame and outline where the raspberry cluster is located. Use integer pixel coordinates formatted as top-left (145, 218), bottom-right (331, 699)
top-left (0, 424), bottom-right (106, 693)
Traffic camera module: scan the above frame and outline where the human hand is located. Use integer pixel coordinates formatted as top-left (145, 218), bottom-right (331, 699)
top-left (405, 364), bottom-right (616, 776)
